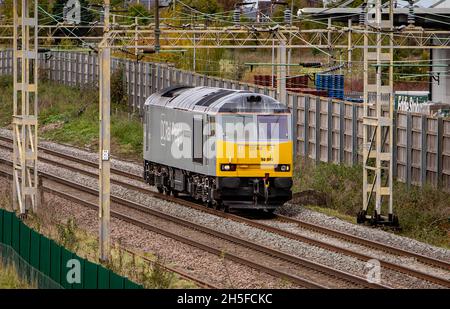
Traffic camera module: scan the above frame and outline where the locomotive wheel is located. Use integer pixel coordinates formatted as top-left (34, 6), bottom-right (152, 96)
top-left (392, 214), bottom-right (399, 227)
top-left (172, 190), bottom-right (179, 198)
top-left (164, 188), bottom-right (171, 195)
top-left (156, 186), bottom-right (164, 194)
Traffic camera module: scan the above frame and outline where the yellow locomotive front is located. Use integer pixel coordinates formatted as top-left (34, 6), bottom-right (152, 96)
top-left (214, 110), bottom-right (293, 211)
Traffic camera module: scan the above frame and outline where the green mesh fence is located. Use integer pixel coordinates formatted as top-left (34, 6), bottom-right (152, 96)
top-left (0, 208), bottom-right (143, 289)
top-left (0, 243), bottom-right (62, 289)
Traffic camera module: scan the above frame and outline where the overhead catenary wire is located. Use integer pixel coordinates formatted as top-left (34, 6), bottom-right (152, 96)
top-left (9, 2), bottom-right (450, 43)
top-left (292, 13), bottom-right (450, 44)
top-left (38, 6), bottom-right (98, 52)
top-left (9, 1), bottom-right (450, 79)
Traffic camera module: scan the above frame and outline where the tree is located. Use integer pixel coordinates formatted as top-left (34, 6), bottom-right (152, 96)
top-left (217, 0), bottom-right (235, 11)
top-left (126, 3), bottom-right (151, 25)
top-left (0, 0), bottom-right (52, 20)
top-left (183, 0), bottom-right (220, 15)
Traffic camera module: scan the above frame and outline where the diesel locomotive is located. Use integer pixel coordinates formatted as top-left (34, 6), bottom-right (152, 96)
top-left (143, 86), bottom-right (293, 211)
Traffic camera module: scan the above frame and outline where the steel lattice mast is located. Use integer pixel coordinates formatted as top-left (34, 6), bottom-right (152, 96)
top-left (12, 0), bottom-right (38, 215)
top-left (98, 0), bottom-right (111, 263)
top-left (359, 0), bottom-right (397, 226)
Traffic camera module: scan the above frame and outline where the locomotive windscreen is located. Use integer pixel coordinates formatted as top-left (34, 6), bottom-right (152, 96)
top-left (219, 114), bottom-right (291, 142)
top-left (257, 115), bottom-right (290, 141)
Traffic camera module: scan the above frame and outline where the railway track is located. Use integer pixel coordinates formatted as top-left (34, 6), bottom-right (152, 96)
top-left (0, 169), bottom-right (218, 290)
top-left (0, 162), bottom-right (385, 289)
top-left (118, 246), bottom-right (219, 289)
top-left (0, 135), bottom-right (449, 288)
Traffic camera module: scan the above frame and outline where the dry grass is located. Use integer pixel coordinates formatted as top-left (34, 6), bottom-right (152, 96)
top-left (0, 263), bottom-right (33, 289)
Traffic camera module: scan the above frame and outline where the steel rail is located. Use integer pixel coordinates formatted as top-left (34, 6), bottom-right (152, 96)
top-left (0, 168), bottom-right (218, 289)
top-left (276, 213), bottom-right (450, 271)
top-left (118, 246), bottom-right (219, 289)
top-left (3, 135), bottom-right (444, 271)
top-left (0, 136), bottom-right (141, 181)
top-left (1, 136), bottom-right (448, 287)
top-left (0, 167), bottom-right (328, 289)
top-left (41, 172), bottom-right (377, 288)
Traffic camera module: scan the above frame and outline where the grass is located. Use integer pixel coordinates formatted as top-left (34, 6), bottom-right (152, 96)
top-left (0, 76), bottom-right (143, 161)
top-left (0, 263), bottom-right (33, 289)
top-left (0, 190), bottom-right (33, 289)
top-left (293, 156), bottom-right (450, 249)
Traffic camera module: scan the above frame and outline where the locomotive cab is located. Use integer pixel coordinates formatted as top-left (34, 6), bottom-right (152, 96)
top-left (214, 96), bottom-right (293, 210)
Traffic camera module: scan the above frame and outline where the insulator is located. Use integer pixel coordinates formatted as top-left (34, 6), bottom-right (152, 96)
top-left (359, 6), bottom-right (366, 26)
top-left (284, 8), bottom-right (292, 24)
top-left (233, 8), bottom-right (241, 24)
top-left (408, 1), bottom-right (415, 25)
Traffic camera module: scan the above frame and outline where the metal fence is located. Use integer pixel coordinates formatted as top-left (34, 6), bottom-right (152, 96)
top-left (0, 50), bottom-right (449, 190)
top-left (0, 242), bottom-right (62, 289)
top-left (0, 208), bottom-right (142, 289)
top-left (293, 96), bottom-right (450, 190)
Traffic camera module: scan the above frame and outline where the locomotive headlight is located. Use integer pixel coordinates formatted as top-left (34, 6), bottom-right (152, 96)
top-left (221, 164), bottom-right (236, 171)
top-left (275, 164), bottom-right (290, 172)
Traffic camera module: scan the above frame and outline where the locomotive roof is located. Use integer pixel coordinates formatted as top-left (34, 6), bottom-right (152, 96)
top-left (144, 86), bottom-right (290, 115)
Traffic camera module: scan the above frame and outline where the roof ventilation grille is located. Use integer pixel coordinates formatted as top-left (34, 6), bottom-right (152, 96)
top-left (160, 85), bottom-right (193, 97)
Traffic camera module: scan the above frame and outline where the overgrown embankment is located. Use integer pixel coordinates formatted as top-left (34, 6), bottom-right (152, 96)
top-left (293, 157), bottom-right (450, 249)
top-left (0, 76), bottom-right (143, 161)
top-left (0, 263), bottom-right (32, 289)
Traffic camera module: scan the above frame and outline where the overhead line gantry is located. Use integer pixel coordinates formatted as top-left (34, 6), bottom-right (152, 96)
top-left (12, 0), bottom-right (38, 215)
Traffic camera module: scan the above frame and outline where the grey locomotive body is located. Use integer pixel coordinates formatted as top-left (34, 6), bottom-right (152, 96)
top-left (143, 86), bottom-right (293, 211)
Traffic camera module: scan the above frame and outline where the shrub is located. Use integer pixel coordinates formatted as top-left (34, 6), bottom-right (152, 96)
top-left (111, 65), bottom-right (126, 106)
top-left (56, 218), bottom-right (79, 252)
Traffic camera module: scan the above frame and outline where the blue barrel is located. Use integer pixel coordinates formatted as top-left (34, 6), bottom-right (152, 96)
top-left (334, 74), bottom-right (344, 99)
top-left (316, 73), bottom-right (344, 99)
